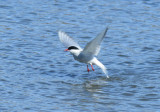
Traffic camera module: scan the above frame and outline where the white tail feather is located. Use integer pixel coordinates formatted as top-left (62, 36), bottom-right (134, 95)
top-left (92, 58), bottom-right (109, 78)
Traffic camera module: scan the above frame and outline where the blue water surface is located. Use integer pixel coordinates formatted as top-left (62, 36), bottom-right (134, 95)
top-left (0, 0), bottom-right (160, 112)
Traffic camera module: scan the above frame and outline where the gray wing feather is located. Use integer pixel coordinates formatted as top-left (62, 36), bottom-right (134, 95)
top-left (58, 31), bottom-right (82, 50)
top-left (82, 27), bottom-right (108, 56)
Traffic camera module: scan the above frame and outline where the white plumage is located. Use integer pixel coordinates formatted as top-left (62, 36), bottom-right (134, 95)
top-left (58, 27), bottom-right (109, 78)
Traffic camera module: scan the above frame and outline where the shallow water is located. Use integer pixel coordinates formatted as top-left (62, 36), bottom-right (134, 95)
top-left (0, 0), bottom-right (160, 112)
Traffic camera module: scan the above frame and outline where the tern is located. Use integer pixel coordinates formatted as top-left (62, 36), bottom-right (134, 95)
top-left (58, 27), bottom-right (109, 78)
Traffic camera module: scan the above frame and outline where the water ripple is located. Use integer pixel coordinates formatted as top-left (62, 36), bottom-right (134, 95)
top-left (0, 0), bottom-right (160, 112)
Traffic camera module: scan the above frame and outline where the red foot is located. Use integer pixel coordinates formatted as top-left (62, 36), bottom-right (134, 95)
top-left (87, 69), bottom-right (90, 72)
top-left (91, 65), bottom-right (94, 71)
top-left (87, 65), bottom-right (90, 73)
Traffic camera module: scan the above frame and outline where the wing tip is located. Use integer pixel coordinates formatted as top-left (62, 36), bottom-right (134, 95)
top-left (104, 26), bottom-right (109, 34)
top-left (58, 30), bottom-right (67, 39)
top-left (58, 30), bottom-right (63, 35)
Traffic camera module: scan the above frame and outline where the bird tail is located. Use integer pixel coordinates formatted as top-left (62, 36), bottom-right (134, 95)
top-left (92, 58), bottom-right (109, 78)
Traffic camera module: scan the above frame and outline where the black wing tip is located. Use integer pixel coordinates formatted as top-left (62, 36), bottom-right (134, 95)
top-left (105, 25), bottom-right (110, 31)
top-left (105, 27), bottom-right (109, 33)
top-left (103, 26), bottom-right (109, 36)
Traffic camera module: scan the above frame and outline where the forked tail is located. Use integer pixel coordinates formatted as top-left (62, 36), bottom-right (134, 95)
top-left (92, 58), bottom-right (109, 78)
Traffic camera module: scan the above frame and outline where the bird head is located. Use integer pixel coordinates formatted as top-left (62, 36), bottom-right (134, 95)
top-left (65, 46), bottom-right (80, 56)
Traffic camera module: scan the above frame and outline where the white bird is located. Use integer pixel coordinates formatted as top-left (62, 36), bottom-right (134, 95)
top-left (58, 27), bottom-right (109, 78)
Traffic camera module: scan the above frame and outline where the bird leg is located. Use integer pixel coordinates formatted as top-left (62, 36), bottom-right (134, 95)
top-left (87, 65), bottom-right (90, 72)
top-left (91, 65), bottom-right (94, 71)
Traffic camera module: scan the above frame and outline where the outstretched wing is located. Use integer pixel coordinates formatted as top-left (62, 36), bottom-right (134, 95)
top-left (58, 31), bottom-right (82, 50)
top-left (81, 27), bottom-right (108, 56)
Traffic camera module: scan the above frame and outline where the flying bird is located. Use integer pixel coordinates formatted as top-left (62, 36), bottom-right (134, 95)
top-left (58, 27), bottom-right (109, 78)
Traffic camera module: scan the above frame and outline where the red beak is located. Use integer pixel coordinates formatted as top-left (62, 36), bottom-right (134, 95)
top-left (65, 49), bottom-right (69, 51)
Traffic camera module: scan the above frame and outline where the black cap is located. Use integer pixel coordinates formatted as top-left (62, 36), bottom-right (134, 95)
top-left (68, 46), bottom-right (79, 50)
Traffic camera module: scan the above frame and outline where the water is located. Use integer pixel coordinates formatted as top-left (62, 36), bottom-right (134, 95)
top-left (0, 0), bottom-right (160, 111)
